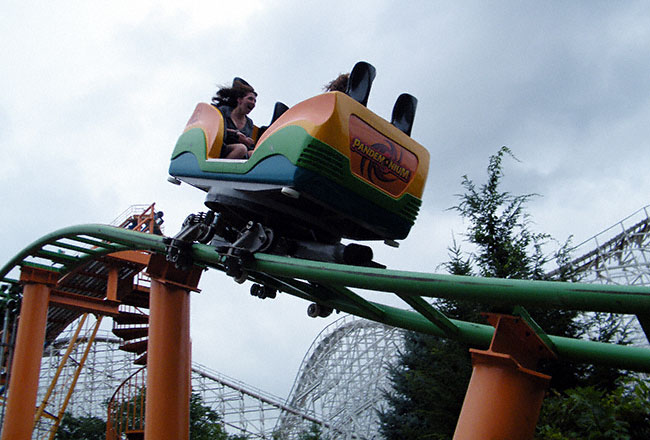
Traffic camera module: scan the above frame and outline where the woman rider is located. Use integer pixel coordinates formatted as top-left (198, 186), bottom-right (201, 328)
top-left (211, 78), bottom-right (257, 159)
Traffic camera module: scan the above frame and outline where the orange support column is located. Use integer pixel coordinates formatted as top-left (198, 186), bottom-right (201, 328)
top-left (144, 255), bottom-right (202, 440)
top-left (453, 314), bottom-right (556, 440)
top-left (1, 267), bottom-right (57, 440)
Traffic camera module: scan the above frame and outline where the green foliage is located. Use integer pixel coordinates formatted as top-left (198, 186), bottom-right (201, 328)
top-left (380, 147), bottom-right (642, 440)
top-left (537, 378), bottom-right (650, 440)
top-left (189, 392), bottom-right (248, 440)
top-left (380, 332), bottom-right (472, 439)
top-left (298, 423), bottom-right (324, 440)
top-left (381, 147), bottom-right (572, 439)
top-left (189, 392), bottom-right (226, 440)
top-left (55, 413), bottom-right (106, 440)
top-left (272, 423), bottom-right (324, 440)
top-left (58, 391), bottom-right (246, 440)
top-left (453, 146), bottom-right (550, 280)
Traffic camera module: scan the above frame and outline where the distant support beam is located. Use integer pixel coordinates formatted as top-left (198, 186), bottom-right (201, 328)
top-left (34, 313), bottom-right (88, 424)
top-left (47, 316), bottom-right (103, 440)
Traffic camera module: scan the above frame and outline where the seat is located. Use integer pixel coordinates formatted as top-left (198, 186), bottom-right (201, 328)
top-left (345, 61), bottom-right (376, 107)
top-left (391, 93), bottom-right (418, 136)
top-left (257, 101), bottom-right (289, 139)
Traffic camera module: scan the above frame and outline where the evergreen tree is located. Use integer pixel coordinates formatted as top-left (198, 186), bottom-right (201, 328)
top-left (380, 333), bottom-right (472, 439)
top-left (297, 423), bottom-right (324, 440)
top-left (379, 147), bottom-right (641, 439)
top-left (189, 392), bottom-right (241, 440)
top-left (55, 413), bottom-right (105, 440)
top-left (537, 377), bottom-right (650, 439)
top-left (272, 422), bottom-right (324, 440)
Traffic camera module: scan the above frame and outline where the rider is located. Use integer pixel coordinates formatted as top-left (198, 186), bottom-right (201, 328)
top-left (211, 78), bottom-right (257, 159)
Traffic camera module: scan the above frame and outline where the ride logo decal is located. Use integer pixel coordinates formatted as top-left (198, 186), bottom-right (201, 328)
top-left (348, 115), bottom-right (418, 197)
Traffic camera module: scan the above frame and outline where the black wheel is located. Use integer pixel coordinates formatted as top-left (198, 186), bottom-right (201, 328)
top-left (250, 284), bottom-right (263, 297)
top-left (318, 305), bottom-right (333, 318)
top-left (307, 303), bottom-right (332, 318)
top-left (264, 287), bottom-right (277, 299)
top-left (307, 303), bottom-right (320, 317)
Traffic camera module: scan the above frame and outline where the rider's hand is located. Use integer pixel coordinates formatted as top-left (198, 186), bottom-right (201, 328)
top-left (237, 132), bottom-right (254, 148)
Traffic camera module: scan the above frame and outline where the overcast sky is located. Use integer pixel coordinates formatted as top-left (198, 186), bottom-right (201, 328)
top-left (2, 1), bottom-right (650, 398)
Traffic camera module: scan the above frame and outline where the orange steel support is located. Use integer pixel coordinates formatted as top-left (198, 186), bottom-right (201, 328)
top-left (453, 314), bottom-right (556, 440)
top-left (106, 266), bottom-right (119, 302)
top-left (49, 289), bottom-right (120, 316)
top-left (1, 267), bottom-right (55, 440)
top-left (143, 255), bottom-right (202, 440)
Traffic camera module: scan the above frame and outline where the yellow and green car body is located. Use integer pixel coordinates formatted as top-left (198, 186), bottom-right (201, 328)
top-left (169, 91), bottom-right (430, 243)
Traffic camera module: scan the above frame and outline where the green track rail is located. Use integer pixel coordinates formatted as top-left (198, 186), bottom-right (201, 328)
top-left (1, 224), bottom-right (650, 372)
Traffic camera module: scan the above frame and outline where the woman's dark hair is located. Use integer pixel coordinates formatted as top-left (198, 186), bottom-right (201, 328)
top-left (324, 73), bottom-right (349, 92)
top-left (212, 78), bottom-right (257, 107)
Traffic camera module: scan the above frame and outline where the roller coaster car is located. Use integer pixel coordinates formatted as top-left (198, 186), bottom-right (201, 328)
top-left (168, 62), bottom-right (429, 266)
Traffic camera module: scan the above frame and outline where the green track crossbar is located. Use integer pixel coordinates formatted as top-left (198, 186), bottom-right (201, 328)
top-left (1, 224), bottom-right (650, 372)
top-left (395, 293), bottom-right (459, 337)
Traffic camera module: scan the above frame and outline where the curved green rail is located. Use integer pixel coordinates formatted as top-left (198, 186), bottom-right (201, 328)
top-left (1, 224), bottom-right (650, 372)
top-left (0, 225), bottom-right (166, 280)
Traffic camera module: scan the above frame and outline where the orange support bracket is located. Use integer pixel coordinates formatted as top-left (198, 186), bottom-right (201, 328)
top-left (1, 266), bottom-right (57, 440)
top-left (453, 313), bottom-right (557, 440)
top-left (49, 289), bottom-right (120, 316)
top-left (106, 265), bottom-right (119, 302)
top-left (143, 254), bottom-right (203, 440)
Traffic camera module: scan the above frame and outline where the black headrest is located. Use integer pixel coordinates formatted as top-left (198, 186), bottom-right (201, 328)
top-left (233, 77), bottom-right (252, 89)
top-left (391, 94), bottom-right (418, 136)
top-left (346, 62), bottom-right (377, 107)
top-left (271, 102), bottom-right (289, 124)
